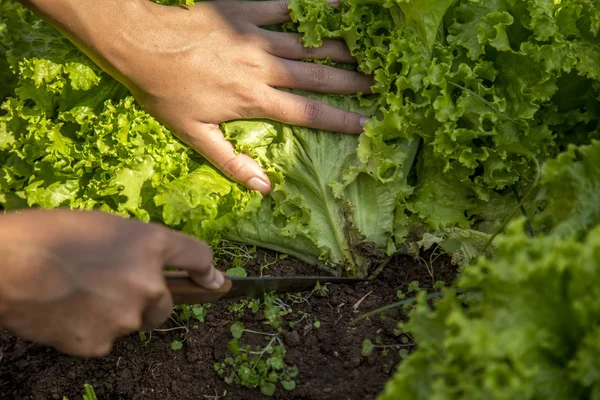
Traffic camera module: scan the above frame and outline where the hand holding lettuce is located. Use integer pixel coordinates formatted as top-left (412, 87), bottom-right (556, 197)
top-left (14, 0), bottom-right (373, 195)
top-left (1, 0), bottom-right (599, 276)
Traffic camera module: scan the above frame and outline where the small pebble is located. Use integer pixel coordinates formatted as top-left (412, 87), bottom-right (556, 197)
top-left (283, 330), bottom-right (301, 348)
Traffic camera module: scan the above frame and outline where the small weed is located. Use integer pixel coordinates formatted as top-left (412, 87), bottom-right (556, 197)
top-left (138, 330), bottom-right (152, 347)
top-left (215, 322), bottom-right (298, 397)
top-left (258, 253), bottom-right (287, 276)
top-left (171, 340), bottom-right (184, 351)
top-left (175, 304), bottom-right (212, 326)
top-left (361, 336), bottom-right (414, 357)
top-left (204, 389), bottom-right (228, 399)
top-left (228, 282), bottom-right (325, 331)
top-left (62, 384), bottom-right (96, 400)
top-left (218, 282), bottom-right (328, 396)
top-left (228, 298), bottom-right (261, 319)
top-left (213, 240), bottom-right (256, 267)
top-left (288, 310), bottom-right (320, 329)
top-left (139, 303), bottom-right (212, 351)
top-left (167, 304), bottom-right (212, 350)
top-left (396, 280), bottom-right (421, 300)
top-left (415, 244), bottom-right (446, 281)
top-left (434, 280), bottom-right (446, 290)
top-left (226, 266), bottom-right (247, 277)
top-left (214, 240), bottom-right (256, 278)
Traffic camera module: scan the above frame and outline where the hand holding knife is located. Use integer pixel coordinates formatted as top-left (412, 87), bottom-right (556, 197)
top-left (164, 271), bottom-right (365, 304)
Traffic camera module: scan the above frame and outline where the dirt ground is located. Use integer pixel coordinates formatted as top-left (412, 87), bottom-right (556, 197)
top-left (0, 250), bottom-right (457, 400)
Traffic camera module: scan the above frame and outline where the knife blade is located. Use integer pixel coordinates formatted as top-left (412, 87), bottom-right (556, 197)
top-left (164, 271), bottom-right (365, 304)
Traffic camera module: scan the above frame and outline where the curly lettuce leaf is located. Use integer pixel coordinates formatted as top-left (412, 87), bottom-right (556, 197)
top-left (537, 140), bottom-right (600, 239)
top-left (290, 0), bottom-right (600, 237)
top-left (0, 0), bottom-right (419, 276)
top-left (2, 0), bottom-right (600, 276)
top-left (218, 91), bottom-right (416, 275)
top-left (380, 221), bottom-right (600, 400)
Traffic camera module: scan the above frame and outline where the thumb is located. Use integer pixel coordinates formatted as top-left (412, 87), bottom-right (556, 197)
top-left (159, 226), bottom-right (225, 290)
top-left (183, 122), bottom-right (271, 196)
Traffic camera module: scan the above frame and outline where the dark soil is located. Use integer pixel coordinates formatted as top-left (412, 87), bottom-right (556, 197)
top-left (0, 250), bottom-right (457, 400)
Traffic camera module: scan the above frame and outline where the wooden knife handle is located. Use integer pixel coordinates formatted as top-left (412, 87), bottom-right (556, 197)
top-left (164, 271), bottom-right (233, 304)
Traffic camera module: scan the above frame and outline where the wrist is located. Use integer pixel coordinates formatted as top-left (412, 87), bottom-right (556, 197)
top-left (0, 212), bottom-right (67, 323)
top-left (19, 0), bottom-right (153, 87)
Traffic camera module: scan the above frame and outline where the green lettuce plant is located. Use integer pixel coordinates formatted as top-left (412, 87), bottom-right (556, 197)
top-left (1, 0), bottom-right (599, 279)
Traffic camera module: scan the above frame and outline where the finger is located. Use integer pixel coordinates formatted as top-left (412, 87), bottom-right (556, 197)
top-left (240, 0), bottom-right (291, 26)
top-left (264, 89), bottom-right (370, 134)
top-left (261, 31), bottom-right (355, 63)
top-left (159, 226), bottom-right (226, 290)
top-left (179, 122), bottom-right (271, 196)
top-left (243, 0), bottom-right (342, 26)
top-left (270, 59), bottom-right (373, 95)
top-left (142, 290), bottom-right (173, 331)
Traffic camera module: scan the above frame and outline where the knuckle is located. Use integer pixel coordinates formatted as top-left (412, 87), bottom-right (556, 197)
top-left (238, 52), bottom-right (266, 72)
top-left (308, 67), bottom-right (328, 86)
top-left (237, 89), bottom-right (261, 115)
top-left (144, 281), bottom-right (167, 303)
top-left (118, 312), bottom-right (143, 333)
top-left (301, 49), bottom-right (317, 61)
top-left (275, 1), bottom-right (290, 17)
top-left (355, 72), bottom-right (371, 92)
top-left (221, 156), bottom-right (248, 180)
top-left (144, 227), bottom-right (169, 257)
top-left (303, 101), bottom-right (323, 122)
top-left (239, 32), bottom-right (259, 47)
top-left (226, 79), bottom-right (263, 118)
top-left (197, 253), bottom-right (214, 274)
top-left (354, 73), bottom-right (362, 89)
top-left (341, 111), bottom-right (354, 129)
top-left (220, 2), bottom-right (245, 19)
top-left (74, 339), bottom-right (112, 358)
top-left (88, 342), bottom-right (113, 357)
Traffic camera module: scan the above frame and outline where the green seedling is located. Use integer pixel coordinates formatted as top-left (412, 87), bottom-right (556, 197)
top-left (204, 389), bottom-right (228, 399)
top-left (226, 266), bottom-right (247, 277)
top-left (171, 340), bottom-right (184, 351)
top-left (63, 384), bottom-right (97, 400)
top-left (407, 280), bottom-right (420, 293)
top-left (138, 330), bottom-right (152, 347)
top-left (361, 337), bottom-right (414, 357)
top-left (415, 243), bottom-right (447, 281)
top-left (213, 241), bottom-right (256, 267)
top-left (146, 303), bottom-right (212, 351)
top-left (288, 310), bottom-right (320, 329)
top-left (215, 322), bottom-right (298, 397)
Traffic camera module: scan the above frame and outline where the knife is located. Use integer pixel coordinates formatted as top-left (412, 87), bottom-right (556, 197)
top-left (164, 271), bottom-right (365, 304)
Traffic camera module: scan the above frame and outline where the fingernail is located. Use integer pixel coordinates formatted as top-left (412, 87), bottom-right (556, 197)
top-left (214, 269), bottom-right (225, 287)
top-left (248, 177), bottom-right (270, 195)
top-left (328, 0), bottom-right (341, 6)
top-left (207, 269), bottom-right (225, 290)
top-left (360, 117), bottom-right (370, 127)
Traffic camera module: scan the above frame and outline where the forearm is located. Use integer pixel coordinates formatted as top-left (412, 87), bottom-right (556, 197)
top-left (0, 212), bottom-right (69, 321)
top-left (17, 0), bottom-right (163, 88)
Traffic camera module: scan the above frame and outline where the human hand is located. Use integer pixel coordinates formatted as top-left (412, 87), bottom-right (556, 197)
top-left (0, 209), bottom-right (222, 357)
top-left (82, 0), bottom-right (373, 195)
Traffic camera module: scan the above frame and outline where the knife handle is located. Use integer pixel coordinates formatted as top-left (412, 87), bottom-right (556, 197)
top-left (164, 271), bottom-right (233, 304)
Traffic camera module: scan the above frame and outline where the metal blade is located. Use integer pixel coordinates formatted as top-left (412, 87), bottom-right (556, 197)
top-left (221, 276), bottom-right (365, 300)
